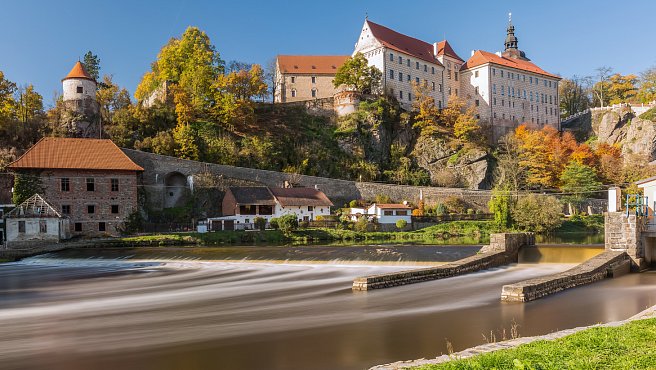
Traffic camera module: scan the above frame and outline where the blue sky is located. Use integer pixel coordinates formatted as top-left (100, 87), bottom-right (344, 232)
top-left (2, 0), bottom-right (655, 107)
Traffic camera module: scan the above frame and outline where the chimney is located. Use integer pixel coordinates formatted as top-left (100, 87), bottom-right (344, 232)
top-left (402, 200), bottom-right (409, 205)
top-left (471, 50), bottom-right (476, 57)
top-left (495, 51), bottom-right (502, 57)
top-left (433, 42), bottom-right (439, 56)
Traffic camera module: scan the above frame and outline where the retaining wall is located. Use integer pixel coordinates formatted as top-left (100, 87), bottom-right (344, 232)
top-left (352, 233), bottom-right (534, 291)
top-left (500, 250), bottom-right (630, 302)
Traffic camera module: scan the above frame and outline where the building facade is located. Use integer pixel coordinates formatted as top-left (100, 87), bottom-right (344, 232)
top-left (275, 55), bottom-right (349, 103)
top-left (353, 18), bottom-right (560, 132)
top-left (7, 138), bottom-right (143, 237)
top-left (5, 194), bottom-right (71, 246)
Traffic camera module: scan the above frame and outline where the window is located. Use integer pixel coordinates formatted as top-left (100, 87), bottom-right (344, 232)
top-left (40, 220), bottom-right (47, 234)
top-left (398, 56), bottom-right (402, 64)
top-left (415, 61), bottom-right (419, 69)
top-left (311, 89), bottom-right (317, 98)
top-left (111, 205), bottom-right (119, 214)
top-left (18, 221), bottom-right (25, 233)
top-left (415, 77), bottom-right (420, 84)
top-left (62, 205), bottom-right (71, 214)
top-left (475, 99), bottom-right (480, 106)
top-left (475, 87), bottom-right (479, 95)
top-left (111, 178), bottom-right (119, 192)
top-left (407, 74), bottom-right (410, 82)
top-left (431, 66), bottom-right (435, 74)
top-left (308, 206), bottom-right (314, 212)
top-left (423, 79), bottom-right (428, 87)
top-left (431, 82), bottom-right (435, 91)
top-left (61, 178), bottom-right (70, 191)
top-left (438, 100), bottom-right (442, 108)
top-left (501, 86), bottom-right (505, 96)
top-left (502, 99), bottom-right (505, 107)
top-left (448, 87), bottom-right (452, 96)
top-left (389, 53), bottom-right (394, 61)
top-left (399, 90), bottom-right (403, 100)
top-left (439, 84), bottom-right (442, 92)
top-left (407, 59), bottom-right (410, 67)
top-left (87, 205), bottom-right (95, 214)
top-left (291, 89), bottom-right (296, 97)
top-left (454, 73), bottom-right (458, 81)
top-left (75, 223), bottom-right (82, 232)
top-left (493, 97), bottom-right (497, 105)
top-left (99, 222), bottom-right (106, 232)
top-left (389, 69), bottom-right (394, 79)
top-left (311, 76), bottom-right (316, 84)
top-left (408, 92), bottom-right (412, 101)
top-left (290, 76), bottom-right (295, 83)
top-left (475, 71), bottom-right (479, 78)
top-left (76, 86), bottom-right (83, 93)
top-left (492, 68), bottom-right (496, 76)
top-left (239, 205), bottom-right (257, 215)
top-left (398, 72), bottom-right (403, 82)
top-left (384, 210), bottom-right (393, 216)
top-left (447, 70), bottom-right (451, 80)
top-left (396, 210), bottom-right (408, 216)
top-left (424, 64), bottom-right (427, 72)
top-left (86, 178), bottom-right (95, 191)
top-left (259, 205), bottom-right (273, 215)
top-left (500, 70), bottom-right (504, 77)
top-left (493, 84), bottom-right (496, 94)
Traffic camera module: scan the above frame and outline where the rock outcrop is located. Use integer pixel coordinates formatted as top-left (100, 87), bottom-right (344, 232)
top-left (592, 107), bottom-right (656, 160)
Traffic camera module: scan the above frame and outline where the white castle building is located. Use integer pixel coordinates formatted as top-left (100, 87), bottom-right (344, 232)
top-left (353, 17), bottom-right (561, 134)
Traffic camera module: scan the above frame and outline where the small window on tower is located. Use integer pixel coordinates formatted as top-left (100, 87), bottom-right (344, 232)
top-left (77, 86), bottom-right (83, 93)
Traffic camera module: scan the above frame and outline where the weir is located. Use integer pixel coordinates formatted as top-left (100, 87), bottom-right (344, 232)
top-left (352, 233), bottom-right (534, 291)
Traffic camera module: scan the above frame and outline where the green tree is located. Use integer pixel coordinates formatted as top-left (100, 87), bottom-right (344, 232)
top-left (12, 173), bottom-right (44, 206)
top-left (488, 186), bottom-right (513, 230)
top-left (395, 219), bottom-right (407, 230)
top-left (333, 52), bottom-right (382, 94)
top-left (278, 214), bottom-right (298, 235)
top-left (253, 217), bottom-right (266, 231)
top-left (559, 162), bottom-right (602, 208)
top-left (512, 194), bottom-right (562, 233)
top-left (82, 51), bottom-right (101, 81)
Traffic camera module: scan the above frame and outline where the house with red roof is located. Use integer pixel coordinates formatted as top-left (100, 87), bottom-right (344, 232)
top-left (275, 55), bottom-right (349, 103)
top-left (6, 138), bottom-right (143, 237)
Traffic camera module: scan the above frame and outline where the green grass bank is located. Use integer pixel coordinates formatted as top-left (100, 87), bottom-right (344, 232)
top-left (415, 318), bottom-right (656, 369)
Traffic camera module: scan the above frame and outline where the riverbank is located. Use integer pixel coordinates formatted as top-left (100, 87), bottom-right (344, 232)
top-left (375, 303), bottom-right (656, 370)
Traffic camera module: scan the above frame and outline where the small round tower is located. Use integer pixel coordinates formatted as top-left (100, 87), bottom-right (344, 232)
top-left (62, 61), bottom-right (100, 137)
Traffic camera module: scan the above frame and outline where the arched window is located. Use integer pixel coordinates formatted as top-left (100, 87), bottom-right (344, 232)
top-left (291, 89), bottom-right (297, 98)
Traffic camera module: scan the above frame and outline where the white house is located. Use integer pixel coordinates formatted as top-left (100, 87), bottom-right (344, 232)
top-left (213, 186), bottom-right (333, 230)
top-left (4, 194), bottom-right (71, 246)
top-left (347, 203), bottom-right (414, 225)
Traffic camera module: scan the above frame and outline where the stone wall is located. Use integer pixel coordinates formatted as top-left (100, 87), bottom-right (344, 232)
top-left (605, 212), bottom-right (646, 268)
top-left (352, 233), bottom-right (534, 291)
top-left (501, 250), bottom-right (630, 302)
top-left (121, 149), bottom-right (493, 216)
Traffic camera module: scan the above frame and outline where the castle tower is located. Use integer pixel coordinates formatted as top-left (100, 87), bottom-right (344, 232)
top-left (62, 61), bottom-right (100, 137)
top-left (502, 13), bottom-right (529, 61)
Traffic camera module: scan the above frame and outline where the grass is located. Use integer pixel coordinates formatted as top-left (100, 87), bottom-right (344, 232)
top-left (415, 318), bottom-right (656, 369)
top-left (639, 106), bottom-right (656, 121)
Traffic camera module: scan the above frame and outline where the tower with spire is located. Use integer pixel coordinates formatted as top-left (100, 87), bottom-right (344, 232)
top-left (61, 61), bottom-right (100, 138)
top-left (502, 13), bottom-right (529, 61)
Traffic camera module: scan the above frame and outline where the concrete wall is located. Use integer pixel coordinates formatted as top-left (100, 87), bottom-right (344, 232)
top-left (501, 251), bottom-right (630, 302)
top-left (6, 217), bottom-right (67, 245)
top-left (122, 149), bottom-right (493, 216)
top-left (352, 232), bottom-right (534, 291)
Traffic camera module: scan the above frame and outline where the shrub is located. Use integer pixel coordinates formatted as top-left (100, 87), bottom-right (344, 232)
top-left (466, 208), bottom-right (474, 215)
top-left (278, 214), bottom-right (299, 234)
top-left (349, 200), bottom-right (359, 208)
top-left (512, 194), bottom-right (563, 233)
top-left (253, 217), bottom-right (266, 231)
top-left (435, 203), bottom-right (447, 216)
top-left (396, 219), bottom-right (408, 229)
top-left (444, 196), bottom-right (467, 214)
top-left (269, 218), bottom-right (279, 230)
top-left (118, 211), bottom-right (145, 235)
top-left (375, 194), bottom-right (392, 204)
top-left (354, 216), bottom-right (368, 232)
top-left (411, 209), bottom-right (424, 216)
top-left (299, 221), bottom-right (310, 229)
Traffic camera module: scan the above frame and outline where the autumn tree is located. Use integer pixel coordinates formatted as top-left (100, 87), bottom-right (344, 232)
top-left (14, 85), bottom-right (43, 123)
top-left (82, 51), bottom-right (101, 81)
top-left (0, 71), bottom-right (17, 120)
top-left (411, 82), bottom-right (440, 136)
top-left (592, 66), bottom-right (613, 107)
top-left (333, 52), bottom-right (382, 94)
top-left (212, 64), bottom-right (267, 127)
top-left (638, 66), bottom-right (656, 103)
top-left (559, 76), bottom-right (590, 117)
top-left (135, 26), bottom-right (224, 113)
top-left (606, 73), bottom-right (638, 104)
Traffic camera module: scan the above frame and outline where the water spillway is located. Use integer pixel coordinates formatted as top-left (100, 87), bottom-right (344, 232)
top-left (0, 245), bottom-right (652, 370)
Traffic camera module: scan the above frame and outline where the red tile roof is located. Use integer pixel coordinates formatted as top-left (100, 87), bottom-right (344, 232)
top-left (460, 50), bottom-right (559, 79)
top-left (8, 138), bottom-right (144, 171)
top-left (62, 61), bottom-right (95, 82)
top-left (366, 20), bottom-right (442, 66)
top-left (435, 40), bottom-right (464, 62)
top-left (270, 188), bottom-right (333, 207)
top-left (277, 55), bottom-right (349, 74)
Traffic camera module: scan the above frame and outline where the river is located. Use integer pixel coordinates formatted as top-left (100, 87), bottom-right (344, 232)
top-left (0, 244), bottom-right (654, 370)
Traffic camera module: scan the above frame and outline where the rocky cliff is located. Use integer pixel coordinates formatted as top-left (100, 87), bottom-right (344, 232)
top-left (591, 107), bottom-right (656, 160)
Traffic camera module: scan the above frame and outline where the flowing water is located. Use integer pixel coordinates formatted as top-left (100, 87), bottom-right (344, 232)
top-left (1, 244), bottom-right (654, 370)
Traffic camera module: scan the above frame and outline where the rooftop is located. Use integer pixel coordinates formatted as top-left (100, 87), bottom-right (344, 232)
top-left (460, 50), bottom-right (559, 79)
top-left (366, 20), bottom-right (442, 66)
top-left (62, 61), bottom-right (95, 82)
top-left (270, 187), bottom-right (334, 207)
top-left (374, 203), bottom-right (413, 209)
top-left (228, 187), bottom-right (276, 205)
top-left (435, 40), bottom-right (464, 62)
top-left (277, 55), bottom-right (349, 74)
top-left (8, 138), bottom-right (144, 172)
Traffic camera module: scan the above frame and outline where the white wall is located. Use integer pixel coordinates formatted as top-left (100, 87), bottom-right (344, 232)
top-left (63, 79), bottom-right (97, 102)
top-left (6, 218), bottom-right (64, 243)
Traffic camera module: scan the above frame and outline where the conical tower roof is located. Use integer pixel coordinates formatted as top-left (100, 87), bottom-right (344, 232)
top-left (62, 61), bottom-right (95, 82)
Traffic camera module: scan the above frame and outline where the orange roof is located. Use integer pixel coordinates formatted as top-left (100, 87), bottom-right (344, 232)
top-left (8, 138), bottom-right (143, 171)
top-left (366, 20), bottom-right (442, 66)
top-left (435, 40), bottom-right (464, 62)
top-left (277, 55), bottom-right (349, 74)
top-left (461, 50), bottom-right (559, 79)
top-left (62, 61), bottom-right (95, 82)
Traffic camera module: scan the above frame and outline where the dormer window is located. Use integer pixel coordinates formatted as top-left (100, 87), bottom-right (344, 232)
top-left (77, 86), bottom-right (83, 93)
